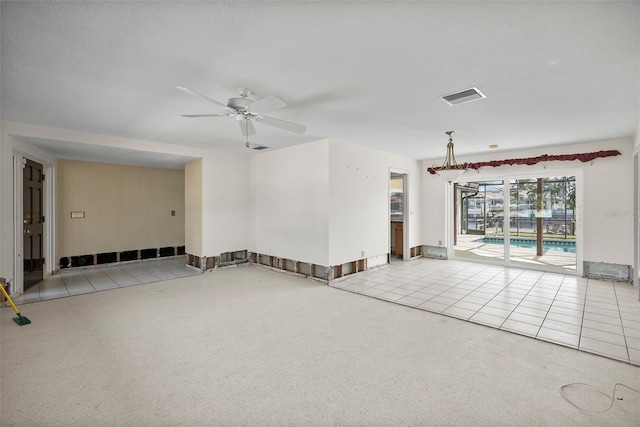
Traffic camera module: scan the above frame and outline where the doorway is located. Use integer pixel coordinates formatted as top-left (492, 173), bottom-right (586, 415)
top-left (23, 159), bottom-right (45, 289)
top-left (390, 172), bottom-right (406, 260)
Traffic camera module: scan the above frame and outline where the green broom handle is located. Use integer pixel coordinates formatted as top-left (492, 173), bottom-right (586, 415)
top-left (0, 283), bottom-right (22, 316)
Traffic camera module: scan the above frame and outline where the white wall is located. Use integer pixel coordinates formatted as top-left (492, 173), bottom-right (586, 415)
top-left (581, 141), bottom-right (633, 265)
top-left (328, 139), bottom-right (423, 266)
top-left (422, 167), bottom-right (447, 248)
top-left (634, 120), bottom-right (639, 288)
top-left (251, 138), bottom-right (424, 268)
top-left (422, 138), bottom-right (635, 267)
top-left (185, 158), bottom-right (203, 257)
top-left (251, 139), bottom-right (330, 266)
top-left (201, 153), bottom-right (251, 256)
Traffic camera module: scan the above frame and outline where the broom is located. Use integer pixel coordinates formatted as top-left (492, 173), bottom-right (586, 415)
top-left (0, 280), bottom-right (32, 326)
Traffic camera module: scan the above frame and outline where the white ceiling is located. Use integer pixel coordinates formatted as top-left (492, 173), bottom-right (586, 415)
top-left (1, 1), bottom-right (638, 168)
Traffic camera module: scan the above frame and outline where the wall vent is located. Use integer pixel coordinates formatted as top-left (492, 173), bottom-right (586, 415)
top-left (441, 87), bottom-right (486, 106)
top-left (583, 261), bottom-right (633, 282)
top-left (423, 245), bottom-right (447, 260)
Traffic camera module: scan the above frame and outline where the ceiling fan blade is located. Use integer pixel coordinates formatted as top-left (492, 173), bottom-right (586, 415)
top-left (258, 116), bottom-right (306, 134)
top-left (176, 86), bottom-right (228, 109)
top-left (239, 120), bottom-right (256, 136)
top-left (248, 94), bottom-right (286, 112)
top-left (180, 113), bottom-right (228, 118)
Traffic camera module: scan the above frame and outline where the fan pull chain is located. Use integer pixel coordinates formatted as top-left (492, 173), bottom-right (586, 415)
top-left (245, 120), bottom-right (250, 148)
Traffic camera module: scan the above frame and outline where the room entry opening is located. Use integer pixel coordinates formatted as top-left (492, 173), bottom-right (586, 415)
top-left (454, 176), bottom-right (577, 273)
top-left (390, 172), bottom-right (406, 260)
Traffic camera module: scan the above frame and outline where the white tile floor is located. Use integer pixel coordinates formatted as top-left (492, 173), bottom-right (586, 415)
top-left (12, 256), bottom-right (200, 305)
top-left (331, 257), bottom-right (640, 366)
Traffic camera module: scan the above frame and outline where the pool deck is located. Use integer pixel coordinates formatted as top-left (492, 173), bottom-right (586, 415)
top-left (455, 234), bottom-right (577, 273)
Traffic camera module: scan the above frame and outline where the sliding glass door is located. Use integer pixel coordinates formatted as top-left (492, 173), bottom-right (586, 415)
top-left (454, 180), bottom-right (505, 265)
top-left (508, 176), bottom-right (576, 271)
top-left (454, 176), bottom-right (576, 273)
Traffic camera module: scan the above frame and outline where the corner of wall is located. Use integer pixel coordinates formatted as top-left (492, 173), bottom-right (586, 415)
top-left (634, 118), bottom-right (640, 154)
top-left (185, 158), bottom-right (203, 257)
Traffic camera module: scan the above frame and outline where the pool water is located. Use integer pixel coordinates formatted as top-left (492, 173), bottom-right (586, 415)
top-left (476, 237), bottom-right (576, 253)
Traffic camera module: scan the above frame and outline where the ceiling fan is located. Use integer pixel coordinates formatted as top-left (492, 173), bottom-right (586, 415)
top-left (177, 86), bottom-right (307, 142)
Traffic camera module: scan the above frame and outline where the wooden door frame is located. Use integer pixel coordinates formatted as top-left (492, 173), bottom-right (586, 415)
top-left (12, 151), bottom-right (55, 295)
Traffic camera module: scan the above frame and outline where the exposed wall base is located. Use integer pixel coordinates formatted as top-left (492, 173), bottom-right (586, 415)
top-left (328, 259), bottom-right (367, 281)
top-left (187, 250), bottom-right (249, 272)
top-left (423, 245), bottom-right (447, 260)
top-left (583, 261), bottom-right (633, 282)
top-left (249, 252), bottom-right (397, 283)
top-left (409, 245), bottom-right (423, 260)
top-left (249, 253), bottom-right (330, 282)
top-left (60, 246), bottom-right (186, 270)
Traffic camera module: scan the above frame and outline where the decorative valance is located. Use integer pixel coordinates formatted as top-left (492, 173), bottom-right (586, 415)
top-left (427, 150), bottom-right (621, 175)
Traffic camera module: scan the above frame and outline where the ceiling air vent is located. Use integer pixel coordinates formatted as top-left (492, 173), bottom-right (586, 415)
top-left (252, 145), bottom-right (269, 151)
top-left (440, 87), bottom-right (486, 106)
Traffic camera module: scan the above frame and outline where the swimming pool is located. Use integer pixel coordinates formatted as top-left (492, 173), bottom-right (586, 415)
top-left (475, 237), bottom-right (576, 253)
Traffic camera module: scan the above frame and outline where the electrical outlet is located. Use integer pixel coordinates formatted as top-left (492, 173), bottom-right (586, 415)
top-left (438, 240), bottom-right (442, 246)
top-left (171, 210), bottom-right (175, 216)
top-left (361, 250), bottom-right (365, 257)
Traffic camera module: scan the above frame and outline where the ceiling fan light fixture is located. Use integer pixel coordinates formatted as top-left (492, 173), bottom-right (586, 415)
top-left (177, 85), bottom-right (307, 145)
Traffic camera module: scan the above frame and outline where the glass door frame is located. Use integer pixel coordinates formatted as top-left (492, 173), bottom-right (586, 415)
top-left (449, 168), bottom-right (583, 276)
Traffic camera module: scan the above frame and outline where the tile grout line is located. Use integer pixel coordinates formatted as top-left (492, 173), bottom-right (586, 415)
top-left (533, 274), bottom-right (579, 343)
top-left (361, 264), bottom-right (505, 314)
top-left (81, 270), bottom-right (99, 292)
top-left (577, 279), bottom-right (589, 350)
top-left (405, 265), bottom-right (518, 315)
top-left (410, 265), bottom-right (526, 319)
top-left (492, 271), bottom-right (549, 331)
top-left (577, 280), bottom-right (632, 363)
top-left (55, 274), bottom-right (73, 297)
top-left (102, 267), bottom-right (141, 287)
top-left (466, 268), bottom-right (530, 326)
top-left (577, 280), bottom-right (628, 361)
top-left (611, 280), bottom-right (632, 362)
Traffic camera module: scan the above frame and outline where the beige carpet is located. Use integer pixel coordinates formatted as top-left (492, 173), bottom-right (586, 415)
top-left (1, 265), bottom-right (639, 426)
